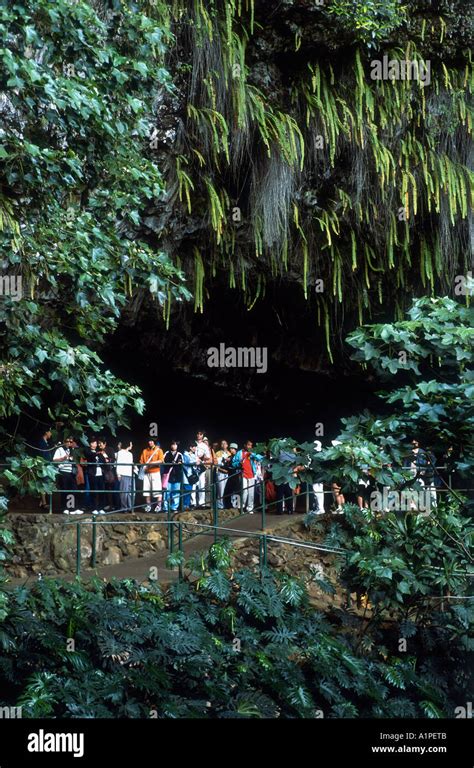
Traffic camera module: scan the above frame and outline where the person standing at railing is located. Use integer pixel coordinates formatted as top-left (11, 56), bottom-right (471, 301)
top-left (307, 440), bottom-right (325, 515)
top-left (116, 441), bottom-right (134, 512)
top-left (139, 439), bottom-right (164, 513)
top-left (84, 437), bottom-right (106, 513)
top-left (442, 445), bottom-right (458, 489)
top-left (403, 438), bottom-right (431, 511)
top-left (331, 481), bottom-right (345, 514)
top-left (35, 427), bottom-right (53, 510)
top-left (420, 444), bottom-right (439, 509)
top-left (98, 437), bottom-right (117, 511)
top-left (53, 437), bottom-right (79, 514)
top-left (162, 441), bottom-right (184, 513)
top-left (203, 436), bottom-right (215, 508)
top-left (232, 440), bottom-right (263, 515)
top-left (195, 431), bottom-right (211, 508)
top-left (254, 456), bottom-right (265, 511)
top-left (356, 466), bottom-right (375, 510)
top-left (221, 442), bottom-right (240, 509)
top-left (182, 443), bottom-right (199, 510)
top-left (215, 440), bottom-right (230, 510)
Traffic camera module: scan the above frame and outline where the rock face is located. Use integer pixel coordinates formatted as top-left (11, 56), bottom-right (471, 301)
top-left (231, 517), bottom-right (348, 612)
top-left (110, 0), bottom-right (472, 401)
top-left (3, 507), bottom-right (248, 577)
top-left (3, 513), bottom-right (168, 577)
top-left (102, 546), bottom-right (122, 566)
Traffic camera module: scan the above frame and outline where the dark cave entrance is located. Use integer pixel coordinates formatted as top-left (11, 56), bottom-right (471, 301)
top-left (102, 282), bottom-right (384, 448)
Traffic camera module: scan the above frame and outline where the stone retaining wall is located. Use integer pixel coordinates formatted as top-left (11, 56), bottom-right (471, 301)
top-left (4, 508), bottom-right (240, 578)
top-left (230, 518), bottom-right (347, 612)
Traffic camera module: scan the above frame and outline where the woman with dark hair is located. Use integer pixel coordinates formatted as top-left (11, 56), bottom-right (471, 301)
top-left (162, 441), bottom-right (184, 513)
top-left (84, 436), bottom-right (105, 513)
top-left (215, 439), bottom-right (230, 510)
top-left (36, 427), bottom-right (53, 509)
top-left (182, 443), bottom-right (199, 510)
top-left (98, 437), bottom-right (117, 510)
top-left (221, 443), bottom-right (241, 509)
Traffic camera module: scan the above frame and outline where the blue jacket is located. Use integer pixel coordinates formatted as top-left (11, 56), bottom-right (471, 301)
top-left (232, 449), bottom-right (263, 477)
top-left (182, 451), bottom-right (198, 480)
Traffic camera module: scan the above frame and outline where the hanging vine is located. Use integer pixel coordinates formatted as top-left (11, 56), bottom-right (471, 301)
top-left (158, 0), bottom-right (472, 357)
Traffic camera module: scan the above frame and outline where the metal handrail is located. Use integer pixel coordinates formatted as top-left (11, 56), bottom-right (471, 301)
top-left (0, 460), bottom-right (456, 468)
top-left (68, 516), bottom-right (349, 578)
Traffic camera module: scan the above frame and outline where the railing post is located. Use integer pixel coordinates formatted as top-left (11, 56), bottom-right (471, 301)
top-left (263, 534), bottom-right (267, 568)
top-left (76, 522), bottom-right (81, 579)
top-left (305, 483), bottom-right (309, 515)
top-left (212, 477), bottom-right (218, 542)
top-left (178, 522), bottom-right (183, 581)
top-left (49, 489), bottom-right (53, 515)
top-left (346, 555), bottom-right (351, 606)
top-left (259, 537), bottom-right (263, 571)
top-left (240, 473), bottom-right (243, 516)
top-left (261, 478), bottom-right (266, 531)
top-left (169, 515), bottom-right (174, 553)
top-left (91, 519), bottom-right (97, 568)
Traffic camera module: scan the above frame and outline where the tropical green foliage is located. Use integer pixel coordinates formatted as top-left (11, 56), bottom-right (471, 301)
top-left (259, 297), bottom-right (474, 494)
top-left (0, 0), bottom-right (189, 461)
top-left (0, 297), bottom-right (472, 718)
top-left (327, 1), bottom-right (408, 46)
top-left (0, 3), bottom-right (472, 722)
top-left (321, 500), bottom-right (472, 620)
top-left (0, 539), bottom-right (470, 718)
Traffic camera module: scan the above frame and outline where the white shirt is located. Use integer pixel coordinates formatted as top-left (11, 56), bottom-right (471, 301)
top-left (196, 441), bottom-right (211, 460)
top-left (116, 449), bottom-right (133, 477)
top-left (53, 446), bottom-right (73, 473)
top-left (216, 451), bottom-right (230, 475)
top-left (216, 451), bottom-right (230, 466)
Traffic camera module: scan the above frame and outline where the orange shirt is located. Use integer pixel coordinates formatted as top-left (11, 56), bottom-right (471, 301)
top-left (139, 446), bottom-right (164, 473)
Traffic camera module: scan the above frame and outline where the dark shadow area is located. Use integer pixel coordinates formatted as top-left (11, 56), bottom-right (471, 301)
top-left (103, 284), bottom-right (385, 445)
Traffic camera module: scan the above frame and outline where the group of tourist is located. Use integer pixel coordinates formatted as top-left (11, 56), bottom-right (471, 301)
top-left (35, 429), bottom-right (446, 516)
top-left (37, 430), bottom-right (270, 515)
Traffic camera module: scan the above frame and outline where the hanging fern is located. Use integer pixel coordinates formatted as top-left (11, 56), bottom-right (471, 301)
top-left (162, 1), bottom-right (472, 356)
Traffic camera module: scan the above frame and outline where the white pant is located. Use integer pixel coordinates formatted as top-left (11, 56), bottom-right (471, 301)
top-left (217, 471), bottom-right (227, 509)
top-left (312, 483), bottom-right (324, 512)
top-left (143, 472), bottom-right (162, 506)
top-left (191, 471), bottom-right (207, 507)
top-left (242, 477), bottom-right (255, 512)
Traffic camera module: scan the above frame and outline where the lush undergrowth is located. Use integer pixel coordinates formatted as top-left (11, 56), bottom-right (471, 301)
top-left (0, 516), bottom-right (471, 719)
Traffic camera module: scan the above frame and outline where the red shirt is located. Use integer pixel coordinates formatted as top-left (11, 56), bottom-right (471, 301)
top-left (242, 451), bottom-right (254, 479)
